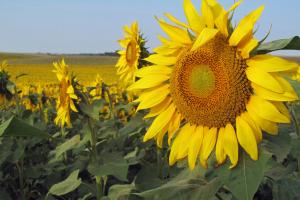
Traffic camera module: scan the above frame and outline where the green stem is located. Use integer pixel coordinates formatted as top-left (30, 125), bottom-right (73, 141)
top-left (157, 148), bottom-right (163, 179)
top-left (88, 118), bottom-right (103, 199)
top-left (104, 86), bottom-right (115, 120)
top-left (290, 103), bottom-right (300, 136)
top-left (16, 159), bottom-right (25, 200)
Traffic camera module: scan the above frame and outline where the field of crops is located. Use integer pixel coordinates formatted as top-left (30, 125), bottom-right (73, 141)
top-left (4, 53), bottom-right (118, 85)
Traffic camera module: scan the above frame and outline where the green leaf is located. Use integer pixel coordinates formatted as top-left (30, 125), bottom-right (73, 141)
top-left (79, 100), bottom-right (105, 121)
top-left (48, 169), bottom-right (82, 196)
top-left (221, 150), bottom-right (272, 200)
top-left (0, 116), bottom-right (50, 138)
top-left (88, 152), bottom-right (129, 181)
top-left (256, 36), bottom-right (300, 54)
top-left (108, 184), bottom-right (136, 200)
top-left (53, 134), bottom-right (81, 159)
top-left (134, 167), bottom-right (222, 200)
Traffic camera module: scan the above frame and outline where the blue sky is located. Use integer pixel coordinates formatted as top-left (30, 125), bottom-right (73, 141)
top-left (0, 0), bottom-right (299, 55)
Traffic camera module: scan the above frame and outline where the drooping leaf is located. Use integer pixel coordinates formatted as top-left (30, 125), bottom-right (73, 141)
top-left (79, 99), bottom-right (105, 121)
top-left (0, 116), bottom-right (50, 138)
top-left (53, 134), bottom-right (81, 159)
top-left (107, 184), bottom-right (136, 200)
top-left (256, 36), bottom-right (300, 54)
top-left (88, 152), bottom-right (129, 181)
top-left (134, 167), bottom-right (222, 200)
top-left (48, 169), bottom-right (82, 196)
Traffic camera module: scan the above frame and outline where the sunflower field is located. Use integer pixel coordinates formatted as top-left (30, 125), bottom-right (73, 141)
top-left (1, 0), bottom-right (300, 200)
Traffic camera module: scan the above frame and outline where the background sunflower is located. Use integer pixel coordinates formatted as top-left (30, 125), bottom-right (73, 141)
top-left (116, 21), bottom-right (150, 87)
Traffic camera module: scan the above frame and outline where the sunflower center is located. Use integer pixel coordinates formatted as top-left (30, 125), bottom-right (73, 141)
top-left (170, 34), bottom-right (252, 128)
top-left (126, 41), bottom-right (137, 65)
top-left (189, 65), bottom-right (215, 98)
top-left (59, 79), bottom-right (70, 106)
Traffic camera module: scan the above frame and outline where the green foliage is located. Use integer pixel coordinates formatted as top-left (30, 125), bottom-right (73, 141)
top-left (256, 36), bottom-right (300, 54)
top-left (0, 116), bottom-right (51, 138)
top-left (48, 169), bottom-right (82, 197)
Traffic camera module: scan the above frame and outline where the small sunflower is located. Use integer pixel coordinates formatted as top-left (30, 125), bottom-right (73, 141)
top-left (116, 21), bottom-right (149, 87)
top-left (129, 0), bottom-right (300, 169)
top-left (53, 59), bottom-right (78, 128)
top-left (90, 74), bottom-right (103, 100)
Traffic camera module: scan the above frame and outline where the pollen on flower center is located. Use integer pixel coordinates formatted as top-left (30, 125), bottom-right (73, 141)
top-left (188, 65), bottom-right (215, 98)
top-left (170, 34), bottom-right (253, 128)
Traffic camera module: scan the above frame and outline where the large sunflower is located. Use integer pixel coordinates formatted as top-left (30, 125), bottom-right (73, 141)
top-left (128, 0), bottom-right (300, 169)
top-left (53, 59), bottom-right (78, 128)
top-left (116, 22), bottom-right (148, 87)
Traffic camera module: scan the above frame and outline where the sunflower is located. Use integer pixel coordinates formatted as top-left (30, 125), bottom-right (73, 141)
top-left (128, 0), bottom-right (300, 169)
top-left (90, 74), bottom-right (103, 100)
top-left (116, 22), bottom-right (149, 87)
top-left (53, 59), bottom-right (78, 128)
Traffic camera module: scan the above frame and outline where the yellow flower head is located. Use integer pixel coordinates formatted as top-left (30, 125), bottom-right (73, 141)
top-left (129, 0), bottom-right (299, 170)
top-left (90, 74), bottom-right (103, 100)
top-left (53, 59), bottom-right (78, 128)
top-left (116, 21), bottom-right (142, 87)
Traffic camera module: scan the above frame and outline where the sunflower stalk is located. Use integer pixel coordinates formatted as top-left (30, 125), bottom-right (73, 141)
top-left (156, 147), bottom-right (163, 179)
top-left (290, 103), bottom-right (300, 136)
top-left (103, 84), bottom-right (115, 121)
top-left (87, 118), bottom-right (103, 199)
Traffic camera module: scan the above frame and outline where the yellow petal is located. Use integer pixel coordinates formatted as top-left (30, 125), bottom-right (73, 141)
top-left (201, 0), bottom-right (214, 28)
top-left (215, 13), bottom-right (229, 37)
top-left (236, 116), bottom-right (258, 160)
top-left (70, 100), bottom-right (78, 112)
top-left (191, 28), bottom-right (219, 51)
top-left (144, 97), bottom-right (172, 119)
top-left (177, 124), bottom-right (196, 160)
top-left (145, 54), bottom-right (177, 66)
top-left (215, 1), bottom-right (241, 37)
top-left (169, 127), bottom-right (184, 165)
top-left (241, 112), bottom-right (262, 143)
top-left (248, 109), bottom-right (278, 135)
top-left (273, 75), bottom-right (298, 100)
top-left (127, 75), bottom-right (169, 91)
top-left (246, 95), bottom-right (290, 123)
top-left (229, 5), bottom-right (264, 46)
top-left (183, 0), bottom-right (205, 33)
top-left (272, 101), bottom-right (290, 119)
top-left (223, 123), bottom-right (239, 168)
top-left (246, 66), bottom-right (283, 93)
top-left (135, 65), bottom-right (172, 77)
top-left (188, 126), bottom-right (204, 170)
top-left (136, 85), bottom-right (170, 110)
top-left (168, 112), bottom-right (182, 145)
top-left (156, 120), bottom-right (171, 148)
top-left (199, 127), bottom-right (217, 168)
top-left (143, 103), bottom-right (175, 142)
top-left (216, 127), bottom-right (226, 165)
top-left (239, 38), bottom-right (258, 59)
top-left (164, 13), bottom-right (189, 29)
top-left (157, 19), bottom-right (192, 44)
top-left (252, 83), bottom-right (298, 102)
top-left (207, 0), bottom-right (226, 19)
top-left (247, 55), bottom-right (299, 72)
